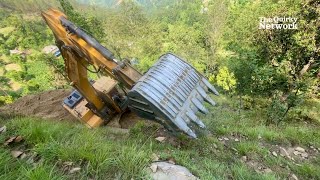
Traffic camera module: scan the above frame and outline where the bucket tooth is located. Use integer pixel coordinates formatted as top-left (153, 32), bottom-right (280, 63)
top-left (202, 78), bottom-right (219, 95)
top-left (186, 110), bottom-right (206, 128)
top-left (191, 98), bottom-right (208, 114)
top-left (196, 86), bottom-right (216, 106)
top-left (174, 117), bottom-right (197, 138)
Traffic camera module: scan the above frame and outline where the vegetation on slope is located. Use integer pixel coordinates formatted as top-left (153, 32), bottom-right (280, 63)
top-left (0, 96), bottom-right (320, 179)
top-left (0, 0), bottom-right (319, 179)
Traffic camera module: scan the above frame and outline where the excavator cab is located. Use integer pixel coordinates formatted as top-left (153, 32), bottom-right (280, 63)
top-left (42, 9), bottom-right (219, 138)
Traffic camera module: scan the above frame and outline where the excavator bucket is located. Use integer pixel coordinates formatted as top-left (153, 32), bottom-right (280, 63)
top-left (128, 53), bottom-right (219, 138)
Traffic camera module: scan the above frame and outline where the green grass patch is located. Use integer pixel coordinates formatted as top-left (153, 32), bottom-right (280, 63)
top-left (0, 95), bottom-right (319, 179)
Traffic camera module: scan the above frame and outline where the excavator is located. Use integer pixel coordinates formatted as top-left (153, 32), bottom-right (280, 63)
top-left (41, 9), bottom-right (219, 138)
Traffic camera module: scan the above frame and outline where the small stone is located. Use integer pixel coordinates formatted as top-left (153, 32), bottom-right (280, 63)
top-left (11, 150), bottom-right (23, 158)
top-left (301, 152), bottom-right (308, 158)
top-left (150, 164), bottom-right (157, 173)
top-left (63, 161), bottom-right (73, 166)
top-left (295, 147), bottom-right (305, 153)
top-left (4, 137), bottom-right (16, 146)
top-left (223, 137), bottom-right (229, 141)
top-left (264, 168), bottom-right (272, 173)
top-left (241, 156), bottom-right (247, 162)
top-left (258, 135), bottom-right (262, 139)
top-left (151, 153), bottom-right (159, 161)
top-left (289, 173), bottom-right (298, 180)
top-left (0, 126), bottom-right (7, 133)
top-left (155, 137), bottom-right (166, 142)
top-left (14, 136), bottom-right (23, 143)
top-left (310, 146), bottom-right (314, 149)
top-left (213, 143), bottom-right (218, 149)
top-left (272, 151), bottom-right (278, 157)
top-left (231, 148), bottom-right (238, 152)
top-left (279, 147), bottom-right (290, 158)
top-left (234, 138), bottom-right (239, 142)
top-left (20, 153), bottom-right (27, 159)
top-left (69, 167), bottom-right (81, 174)
top-left (218, 138), bottom-right (223, 141)
top-left (168, 158), bottom-right (176, 165)
top-left (293, 151), bottom-right (301, 156)
top-left (149, 162), bottom-right (197, 179)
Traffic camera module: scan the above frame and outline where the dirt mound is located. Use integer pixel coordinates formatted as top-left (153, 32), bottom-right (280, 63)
top-left (0, 89), bottom-right (144, 129)
top-left (0, 89), bottom-right (77, 121)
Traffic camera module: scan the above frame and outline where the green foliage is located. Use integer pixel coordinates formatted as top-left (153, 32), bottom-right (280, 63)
top-left (0, 95), bottom-right (13, 105)
top-left (58, 0), bottom-right (105, 41)
top-left (1, 95), bottom-right (320, 179)
top-left (215, 66), bottom-right (236, 92)
top-left (266, 97), bottom-right (287, 125)
top-left (221, 0), bottom-right (319, 123)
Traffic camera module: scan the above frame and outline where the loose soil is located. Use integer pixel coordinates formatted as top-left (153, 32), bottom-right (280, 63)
top-left (0, 89), bottom-right (143, 129)
top-left (0, 89), bottom-right (77, 121)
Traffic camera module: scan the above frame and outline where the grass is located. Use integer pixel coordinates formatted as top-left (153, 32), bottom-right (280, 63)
top-left (0, 95), bottom-right (320, 179)
top-left (0, 27), bottom-right (15, 37)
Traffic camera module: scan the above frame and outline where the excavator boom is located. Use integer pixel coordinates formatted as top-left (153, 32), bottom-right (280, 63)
top-left (42, 8), bottom-right (218, 138)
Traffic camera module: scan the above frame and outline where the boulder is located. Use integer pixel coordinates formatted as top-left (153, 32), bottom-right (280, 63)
top-left (148, 162), bottom-right (198, 180)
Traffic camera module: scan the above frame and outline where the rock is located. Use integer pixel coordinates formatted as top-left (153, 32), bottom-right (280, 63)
top-left (69, 167), bottom-right (81, 174)
top-left (218, 138), bottom-right (223, 141)
top-left (295, 147), bottom-right (305, 153)
top-left (151, 153), bottom-right (160, 161)
top-left (272, 151), bottom-right (278, 157)
top-left (11, 150), bottom-right (23, 158)
top-left (11, 150), bottom-right (25, 159)
top-left (9, 80), bottom-right (22, 91)
top-left (4, 136), bottom-right (16, 146)
top-left (148, 162), bottom-right (198, 180)
top-left (63, 161), bottom-right (73, 166)
top-left (150, 164), bottom-right (158, 173)
top-left (20, 153), bottom-right (27, 159)
top-left (9, 49), bottom-right (23, 55)
top-left (289, 173), bottom-right (298, 180)
top-left (5, 63), bottom-right (22, 71)
top-left (223, 137), bottom-right (229, 141)
top-left (263, 168), bottom-right (272, 173)
top-left (241, 156), bottom-right (247, 162)
top-left (231, 148), bottom-right (238, 152)
top-left (0, 126), bottom-right (6, 134)
top-left (212, 143), bottom-right (218, 149)
top-left (301, 152), bottom-right (308, 158)
top-left (155, 137), bottom-right (166, 142)
top-left (42, 45), bottom-right (58, 54)
top-left (14, 136), bottom-right (23, 143)
top-left (168, 158), bottom-right (176, 165)
top-left (293, 151), bottom-right (301, 156)
top-left (234, 138), bottom-right (239, 142)
top-left (279, 147), bottom-right (290, 158)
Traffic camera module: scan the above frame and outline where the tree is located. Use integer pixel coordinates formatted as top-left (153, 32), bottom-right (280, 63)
top-left (58, 0), bottom-right (106, 41)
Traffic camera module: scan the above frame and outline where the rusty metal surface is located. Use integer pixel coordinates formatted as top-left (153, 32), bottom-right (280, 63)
top-left (128, 53), bottom-right (219, 138)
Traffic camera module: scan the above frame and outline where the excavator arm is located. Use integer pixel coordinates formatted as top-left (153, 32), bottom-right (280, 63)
top-left (42, 9), bottom-right (141, 121)
top-left (42, 8), bottom-right (219, 138)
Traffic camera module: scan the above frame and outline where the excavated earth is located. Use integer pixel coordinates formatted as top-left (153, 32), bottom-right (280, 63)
top-left (0, 89), bottom-right (142, 129)
top-left (0, 89), bottom-right (77, 121)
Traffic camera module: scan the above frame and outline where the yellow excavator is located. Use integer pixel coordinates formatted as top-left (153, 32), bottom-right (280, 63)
top-left (41, 9), bottom-right (219, 138)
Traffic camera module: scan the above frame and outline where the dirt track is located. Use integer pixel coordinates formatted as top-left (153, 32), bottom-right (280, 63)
top-left (0, 89), bottom-right (77, 121)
